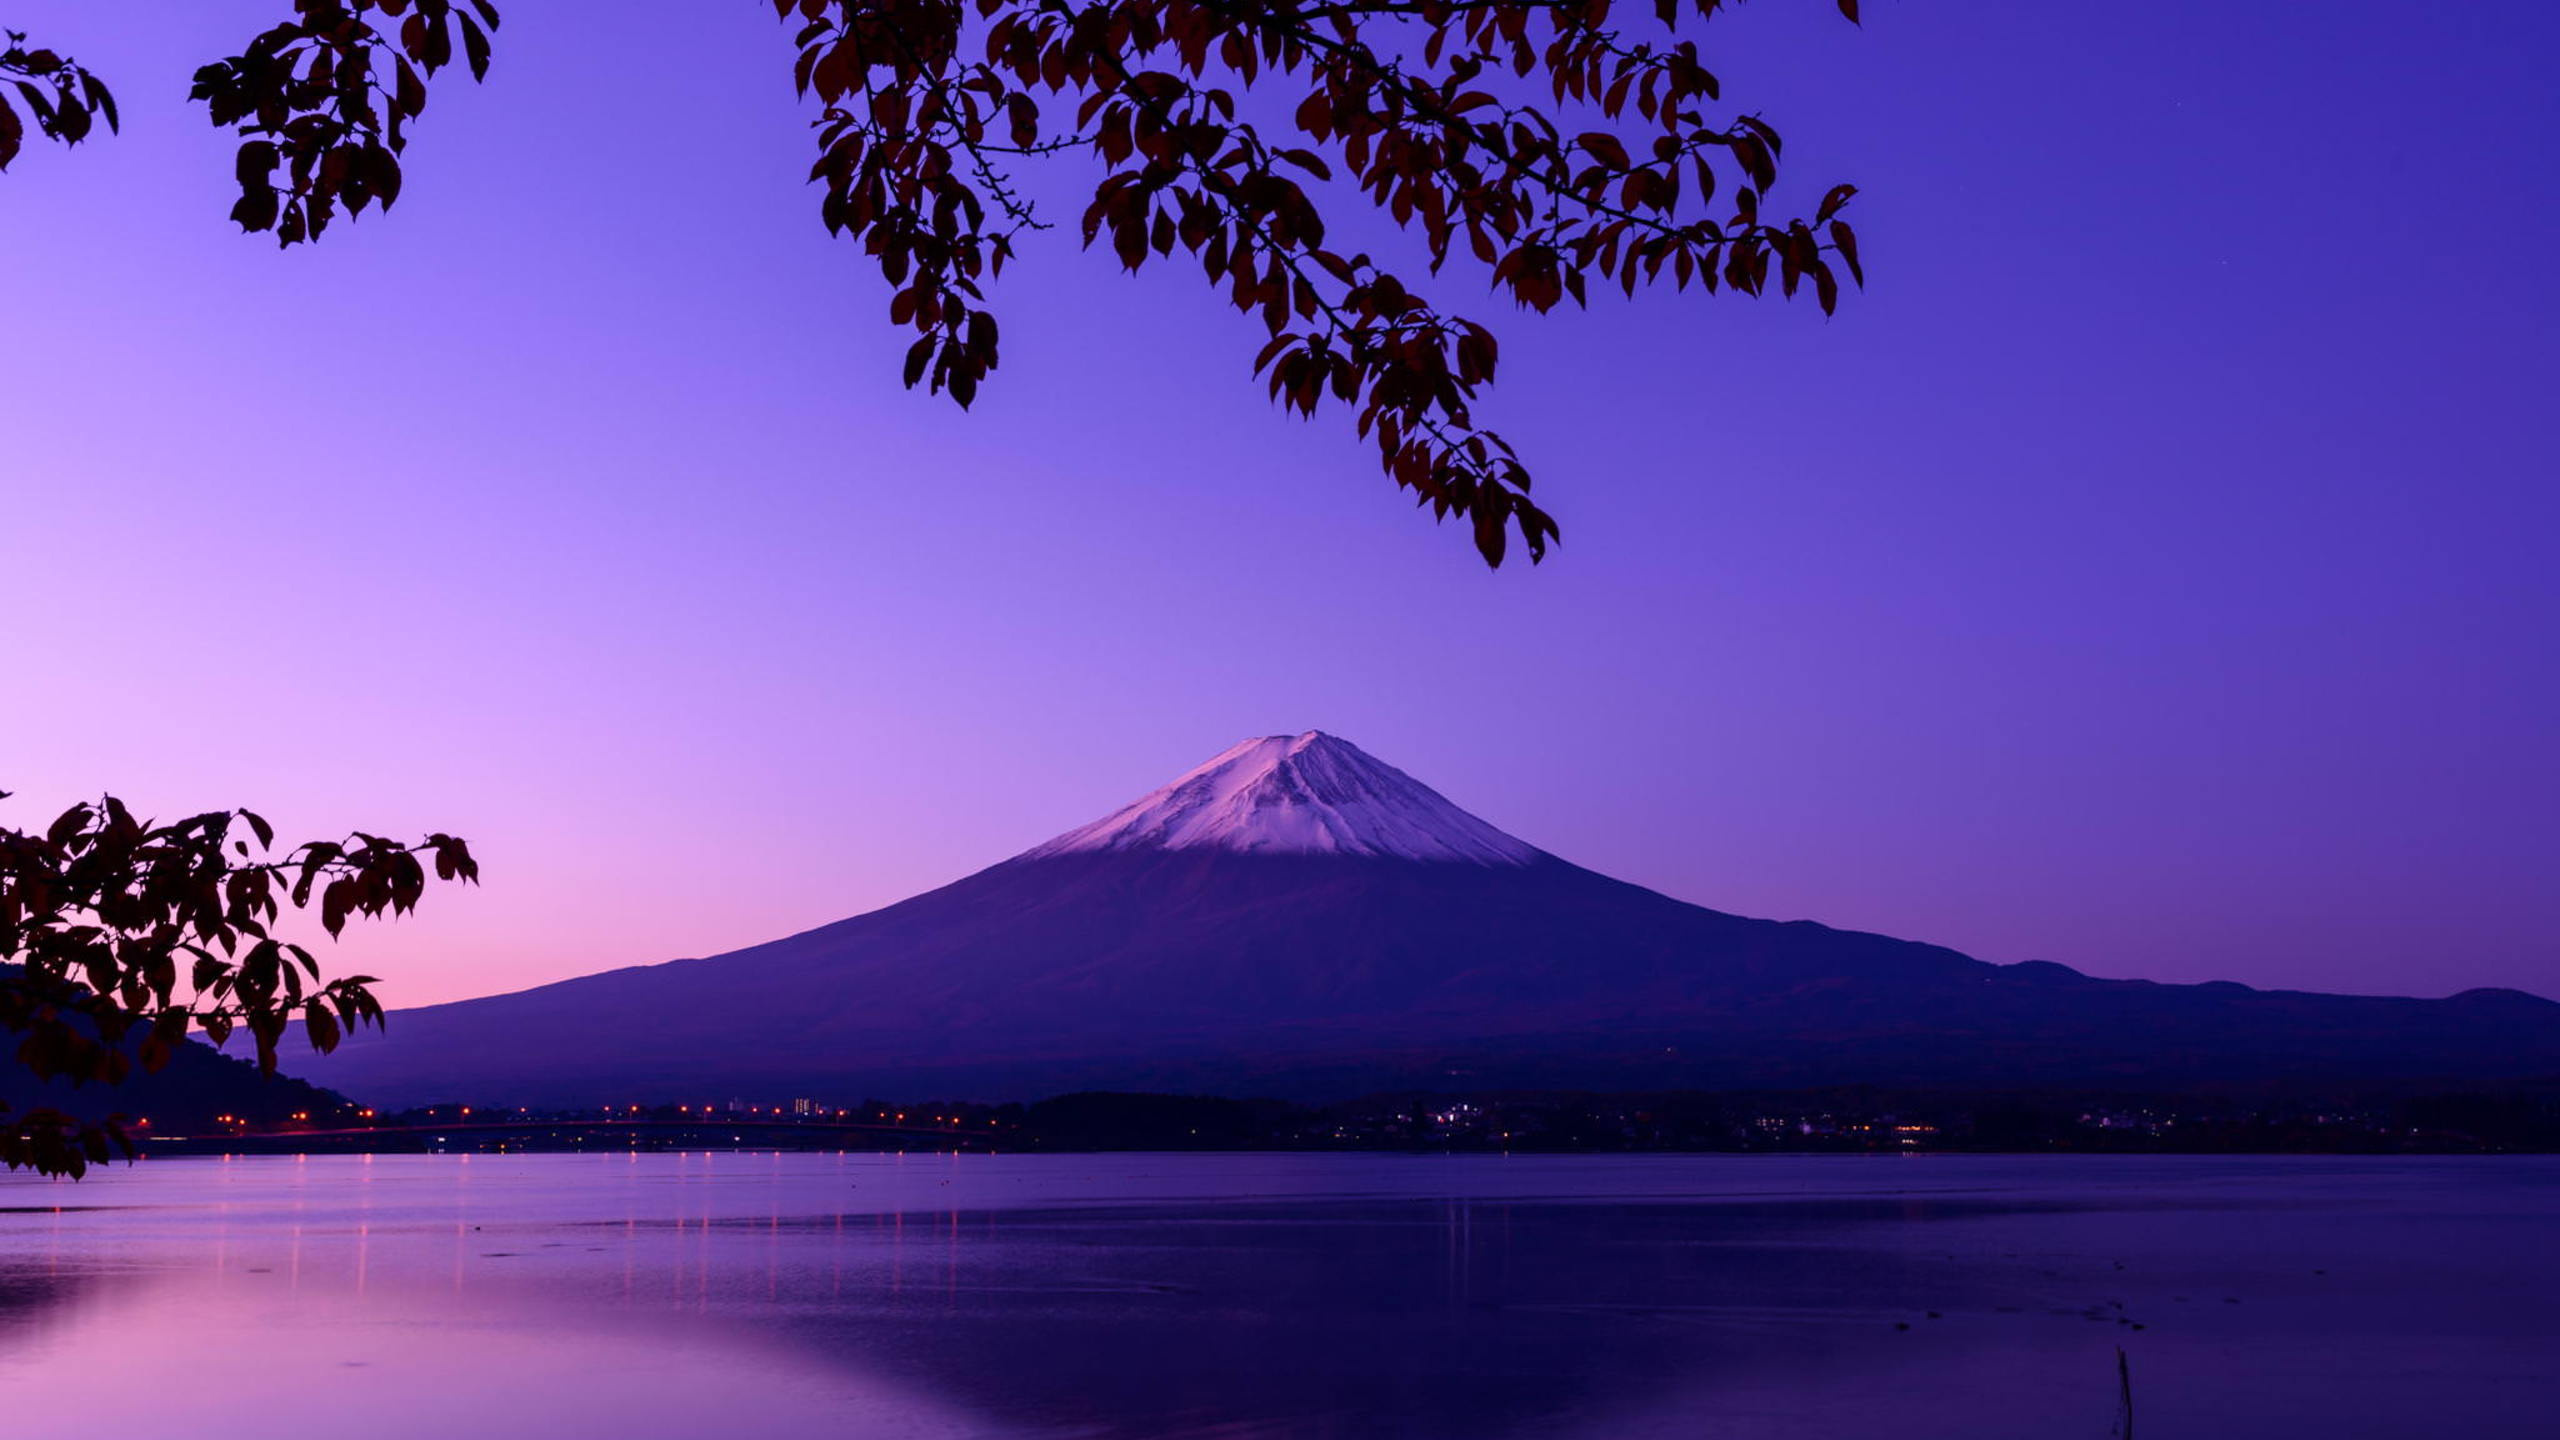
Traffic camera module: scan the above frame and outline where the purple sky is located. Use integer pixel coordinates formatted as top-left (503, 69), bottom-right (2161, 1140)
top-left (4, 1), bottom-right (2553, 1008)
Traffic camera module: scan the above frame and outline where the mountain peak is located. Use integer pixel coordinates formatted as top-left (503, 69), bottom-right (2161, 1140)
top-left (1020, 732), bottom-right (1545, 866)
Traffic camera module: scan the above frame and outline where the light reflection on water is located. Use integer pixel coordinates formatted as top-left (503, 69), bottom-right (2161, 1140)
top-left (0, 1152), bottom-right (2552, 1438)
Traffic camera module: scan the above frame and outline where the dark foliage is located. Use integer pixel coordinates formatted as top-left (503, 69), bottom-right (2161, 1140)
top-left (0, 26), bottom-right (115, 169)
top-left (185, 0), bottom-right (499, 245)
top-left (4, 0), bottom-right (1866, 565)
top-left (0, 789), bottom-right (476, 1177)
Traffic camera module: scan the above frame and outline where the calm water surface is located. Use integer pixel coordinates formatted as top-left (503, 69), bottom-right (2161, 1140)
top-left (0, 1152), bottom-right (2551, 1438)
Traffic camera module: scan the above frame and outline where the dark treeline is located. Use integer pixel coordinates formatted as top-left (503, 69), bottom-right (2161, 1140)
top-left (997, 1085), bottom-right (2560, 1154)
top-left (128, 1081), bottom-right (2560, 1157)
top-left (0, 1016), bottom-right (355, 1143)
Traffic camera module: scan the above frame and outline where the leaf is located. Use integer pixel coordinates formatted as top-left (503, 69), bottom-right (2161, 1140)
top-left (81, 72), bottom-right (117, 132)
top-left (1276, 147), bottom-right (1331, 180)
top-left (1830, 219), bottom-right (1863, 286)
top-left (1576, 132), bottom-right (1631, 169)
top-left (458, 14), bottom-right (493, 81)
top-left (47, 803), bottom-right (91, 846)
top-left (395, 56), bottom-right (426, 117)
top-left (304, 1002), bottom-right (341, 1054)
top-left (14, 80), bottom-right (55, 128)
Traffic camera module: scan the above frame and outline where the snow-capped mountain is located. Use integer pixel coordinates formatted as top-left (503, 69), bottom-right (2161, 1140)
top-left (1021, 732), bottom-right (1544, 866)
top-left (306, 733), bottom-right (2560, 1108)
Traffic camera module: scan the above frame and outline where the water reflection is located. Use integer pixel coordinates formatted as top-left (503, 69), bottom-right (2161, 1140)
top-left (2, 1268), bottom-right (982, 1439)
top-left (0, 1154), bottom-right (2551, 1439)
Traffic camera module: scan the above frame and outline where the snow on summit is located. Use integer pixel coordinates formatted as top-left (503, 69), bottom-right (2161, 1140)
top-left (1022, 731), bottom-right (1545, 865)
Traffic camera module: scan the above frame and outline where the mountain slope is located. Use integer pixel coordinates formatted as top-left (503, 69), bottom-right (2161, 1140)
top-left (308, 733), bottom-right (2560, 1106)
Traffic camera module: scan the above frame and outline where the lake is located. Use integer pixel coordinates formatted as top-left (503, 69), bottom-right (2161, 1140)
top-left (0, 1152), bottom-right (2551, 1438)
